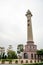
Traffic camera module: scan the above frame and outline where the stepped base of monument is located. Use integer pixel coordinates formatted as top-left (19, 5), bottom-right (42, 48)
top-left (27, 41), bottom-right (34, 45)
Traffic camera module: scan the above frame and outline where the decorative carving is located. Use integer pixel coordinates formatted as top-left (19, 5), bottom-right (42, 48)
top-left (26, 10), bottom-right (32, 16)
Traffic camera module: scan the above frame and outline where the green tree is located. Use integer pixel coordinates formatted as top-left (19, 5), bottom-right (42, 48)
top-left (7, 50), bottom-right (18, 59)
top-left (37, 49), bottom-right (43, 61)
top-left (17, 44), bottom-right (24, 58)
top-left (1, 52), bottom-right (7, 59)
top-left (0, 55), bottom-right (1, 59)
top-left (17, 44), bottom-right (24, 53)
top-left (7, 45), bottom-right (18, 59)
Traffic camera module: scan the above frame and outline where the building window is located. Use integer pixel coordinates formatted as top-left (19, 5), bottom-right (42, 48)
top-left (24, 53), bottom-right (28, 59)
top-left (31, 54), bottom-right (33, 59)
top-left (30, 46), bottom-right (31, 48)
top-left (33, 46), bottom-right (36, 50)
top-left (33, 46), bottom-right (34, 49)
top-left (34, 54), bottom-right (36, 59)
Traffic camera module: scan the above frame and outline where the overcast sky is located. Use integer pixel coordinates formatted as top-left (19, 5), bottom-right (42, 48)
top-left (0, 0), bottom-right (43, 51)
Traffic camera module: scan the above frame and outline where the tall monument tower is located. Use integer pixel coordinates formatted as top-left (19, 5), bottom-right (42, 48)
top-left (26, 10), bottom-right (33, 42)
top-left (23, 10), bottom-right (37, 59)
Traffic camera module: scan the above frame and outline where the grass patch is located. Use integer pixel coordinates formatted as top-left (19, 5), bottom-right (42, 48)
top-left (23, 62), bottom-right (43, 65)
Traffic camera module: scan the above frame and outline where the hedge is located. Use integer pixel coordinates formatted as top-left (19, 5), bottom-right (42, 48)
top-left (23, 62), bottom-right (43, 65)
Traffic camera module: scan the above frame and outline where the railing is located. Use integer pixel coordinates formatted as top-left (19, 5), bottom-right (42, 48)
top-left (0, 59), bottom-right (43, 64)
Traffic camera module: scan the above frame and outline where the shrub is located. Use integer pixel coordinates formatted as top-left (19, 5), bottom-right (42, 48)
top-left (5, 59), bottom-right (9, 61)
top-left (34, 60), bottom-right (36, 63)
top-left (1, 59), bottom-right (5, 64)
top-left (15, 60), bottom-right (18, 64)
top-left (9, 59), bottom-right (12, 64)
top-left (30, 60), bottom-right (32, 63)
top-left (21, 60), bottom-right (23, 64)
top-left (41, 59), bottom-right (43, 62)
top-left (26, 60), bottom-right (28, 63)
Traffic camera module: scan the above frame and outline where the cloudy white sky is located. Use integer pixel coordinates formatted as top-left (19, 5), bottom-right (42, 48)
top-left (0, 0), bottom-right (43, 51)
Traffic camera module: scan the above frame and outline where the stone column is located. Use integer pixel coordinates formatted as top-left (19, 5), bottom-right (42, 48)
top-left (25, 10), bottom-right (33, 43)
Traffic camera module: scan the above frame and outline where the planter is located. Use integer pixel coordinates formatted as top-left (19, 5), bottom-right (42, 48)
top-left (1, 59), bottom-right (5, 64)
top-left (15, 60), bottom-right (18, 64)
top-left (21, 60), bottom-right (23, 64)
top-left (26, 60), bottom-right (28, 63)
top-left (9, 59), bottom-right (12, 64)
top-left (30, 60), bottom-right (32, 63)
